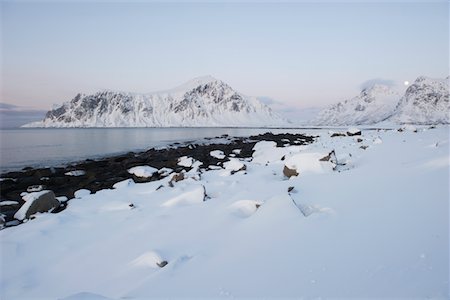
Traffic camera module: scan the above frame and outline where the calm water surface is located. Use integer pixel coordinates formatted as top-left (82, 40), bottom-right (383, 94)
top-left (0, 127), bottom-right (302, 173)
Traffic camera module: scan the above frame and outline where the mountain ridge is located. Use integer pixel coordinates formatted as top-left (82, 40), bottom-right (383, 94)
top-left (311, 76), bottom-right (449, 126)
top-left (23, 77), bottom-right (288, 128)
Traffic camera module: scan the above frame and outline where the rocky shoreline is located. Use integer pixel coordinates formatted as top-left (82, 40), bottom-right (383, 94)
top-left (0, 132), bottom-right (315, 229)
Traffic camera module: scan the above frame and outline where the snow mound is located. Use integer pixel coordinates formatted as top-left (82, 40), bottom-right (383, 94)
top-left (229, 200), bottom-right (262, 218)
top-left (223, 158), bottom-right (245, 172)
top-left (285, 152), bottom-right (336, 175)
top-left (161, 185), bottom-right (205, 207)
top-left (74, 189), bottom-right (91, 199)
top-left (61, 292), bottom-right (112, 300)
top-left (131, 251), bottom-right (166, 269)
top-left (128, 166), bottom-right (158, 178)
top-left (210, 150), bottom-right (225, 159)
top-left (252, 141), bottom-right (304, 165)
top-left (113, 179), bottom-right (135, 189)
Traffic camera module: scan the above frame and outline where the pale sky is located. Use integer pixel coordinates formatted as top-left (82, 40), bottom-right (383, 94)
top-left (1, 0), bottom-right (448, 111)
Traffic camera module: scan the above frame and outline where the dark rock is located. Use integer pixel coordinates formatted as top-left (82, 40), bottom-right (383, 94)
top-left (360, 145), bottom-right (369, 150)
top-left (288, 186), bottom-right (294, 193)
top-left (319, 150), bottom-right (337, 164)
top-left (347, 130), bottom-right (362, 136)
top-left (356, 138), bottom-right (363, 143)
top-left (331, 133), bottom-right (346, 137)
top-left (157, 261), bottom-right (168, 268)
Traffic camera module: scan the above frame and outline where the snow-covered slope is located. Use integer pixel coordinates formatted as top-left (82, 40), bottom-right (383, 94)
top-left (24, 76), bottom-right (287, 128)
top-left (1, 127), bottom-right (448, 298)
top-left (392, 76), bottom-right (449, 124)
top-left (312, 84), bottom-right (400, 126)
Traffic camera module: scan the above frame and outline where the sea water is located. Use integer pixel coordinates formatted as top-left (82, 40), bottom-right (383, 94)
top-left (0, 127), bottom-right (299, 173)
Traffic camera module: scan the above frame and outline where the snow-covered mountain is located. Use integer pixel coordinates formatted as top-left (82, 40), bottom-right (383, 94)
top-left (312, 84), bottom-right (400, 126)
top-left (391, 76), bottom-right (449, 125)
top-left (23, 76), bottom-right (288, 128)
top-left (312, 76), bottom-right (449, 126)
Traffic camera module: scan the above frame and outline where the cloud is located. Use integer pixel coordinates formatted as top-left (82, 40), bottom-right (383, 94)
top-left (256, 96), bottom-right (323, 124)
top-left (360, 78), bottom-right (396, 90)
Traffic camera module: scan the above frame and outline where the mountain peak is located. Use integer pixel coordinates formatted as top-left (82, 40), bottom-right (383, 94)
top-left (361, 84), bottom-right (394, 96)
top-left (23, 76), bottom-right (287, 128)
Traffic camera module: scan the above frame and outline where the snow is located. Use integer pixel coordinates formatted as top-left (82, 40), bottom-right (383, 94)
top-left (210, 150), bottom-right (225, 159)
top-left (65, 170), bottom-right (86, 176)
top-left (127, 166), bottom-right (158, 178)
top-left (74, 189), bottom-right (91, 199)
top-left (130, 251), bottom-right (165, 269)
top-left (373, 136), bottom-right (383, 144)
top-left (178, 156), bottom-right (194, 167)
top-left (158, 167), bottom-right (173, 177)
top-left (113, 179), bottom-right (135, 189)
top-left (223, 158), bottom-right (245, 172)
top-left (1, 126), bottom-right (449, 299)
top-left (161, 184), bottom-right (205, 207)
top-left (347, 127), bottom-right (361, 134)
top-left (228, 200), bottom-right (262, 218)
top-left (0, 201), bottom-right (19, 206)
top-left (285, 152), bottom-right (335, 175)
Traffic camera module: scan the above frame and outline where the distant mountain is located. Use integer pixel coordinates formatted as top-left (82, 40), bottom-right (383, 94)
top-left (23, 76), bottom-right (288, 128)
top-left (312, 76), bottom-right (449, 126)
top-left (312, 84), bottom-right (400, 126)
top-left (391, 76), bottom-right (449, 125)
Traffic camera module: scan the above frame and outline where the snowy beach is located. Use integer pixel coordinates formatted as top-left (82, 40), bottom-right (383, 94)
top-left (1, 126), bottom-right (448, 299)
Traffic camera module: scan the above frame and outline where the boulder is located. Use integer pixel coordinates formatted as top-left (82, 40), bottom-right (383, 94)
top-left (14, 190), bottom-right (60, 220)
top-left (347, 128), bottom-right (362, 136)
top-left (168, 172), bottom-right (185, 187)
top-left (331, 132), bottom-right (346, 137)
top-left (283, 165), bottom-right (299, 178)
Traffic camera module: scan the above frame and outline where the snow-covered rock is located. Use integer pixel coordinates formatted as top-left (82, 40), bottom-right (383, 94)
top-left (312, 84), bottom-right (400, 125)
top-left (223, 158), bottom-right (246, 173)
top-left (65, 170), bottom-right (86, 176)
top-left (210, 150), bottom-right (225, 159)
top-left (284, 152), bottom-right (336, 175)
top-left (23, 76), bottom-right (287, 128)
top-left (178, 156), bottom-right (194, 167)
top-left (392, 76), bottom-right (449, 124)
top-left (128, 166), bottom-right (158, 178)
top-left (14, 190), bottom-right (59, 220)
